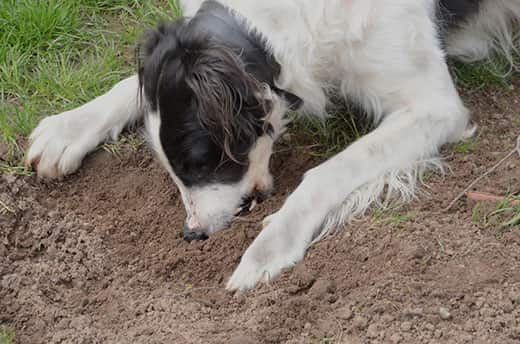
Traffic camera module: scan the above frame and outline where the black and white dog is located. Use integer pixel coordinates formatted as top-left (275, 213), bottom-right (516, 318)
top-left (26, 0), bottom-right (519, 291)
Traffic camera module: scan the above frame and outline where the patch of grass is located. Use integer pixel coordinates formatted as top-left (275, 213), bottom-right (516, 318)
top-left (0, 0), bottom-right (180, 173)
top-left (471, 195), bottom-right (520, 231)
top-left (454, 139), bottom-right (477, 154)
top-left (0, 326), bottom-right (15, 344)
top-left (372, 207), bottom-right (417, 227)
top-left (102, 133), bottom-right (144, 157)
top-left (289, 106), bottom-right (372, 158)
top-left (449, 53), bottom-right (518, 90)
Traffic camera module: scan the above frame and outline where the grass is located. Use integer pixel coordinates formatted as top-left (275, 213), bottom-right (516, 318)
top-left (454, 139), bottom-right (477, 154)
top-left (449, 55), bottom-right (518, 90)
top-left (102, 132), bottom-right (144, 157)
top-left (472, 195), bottom-right (520, 231)
top-left (0, 327), bottom-right (14, 344)
top-left (0, 0), bottom-right (181, 172)
top-left (373, 207), bottom-right (417, 227)
top-left (289, 106), bottom-right (373, 158)
top-left (0, 1), bottom-right (517, 173)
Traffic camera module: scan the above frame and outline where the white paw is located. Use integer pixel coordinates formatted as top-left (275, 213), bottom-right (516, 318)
top-left (226, 214), bottom-right (308, 291)
top-left (26, 111), bottom-right (105, 178)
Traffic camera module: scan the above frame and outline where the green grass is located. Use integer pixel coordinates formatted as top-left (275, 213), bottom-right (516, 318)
top-left (0, 326), bottom-right (14, 344)
top-left (449, 56), bottom-right (517, 90)
top-left (472, 195), bottom-right (520, 232)
top-left (0, 0), bottom-right (180, 172)
top-left (102, 132), bottom-right (144, 157)
top-left (372, 207), bottom-right (417, 226)
top-left (454, 139), bottom-right (477, 154)
top-left (288, 106), bottom-right (373, 158)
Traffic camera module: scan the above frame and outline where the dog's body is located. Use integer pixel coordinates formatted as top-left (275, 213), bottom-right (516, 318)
top-left (26, 0), bottom-right (519, 290)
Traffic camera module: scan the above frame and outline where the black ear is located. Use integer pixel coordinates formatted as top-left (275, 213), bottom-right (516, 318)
top-left (274, 87), bottom-right (303, 110)
top-left (137, 20), bottom-right (188, 111)
top-left (183, 44), bottom-right (269, 160)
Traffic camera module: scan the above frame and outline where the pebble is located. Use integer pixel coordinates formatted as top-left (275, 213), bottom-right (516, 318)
top-left (337, 306), bottom-right (354, 320)
top-left (439, 307), bottom-right (452, 320)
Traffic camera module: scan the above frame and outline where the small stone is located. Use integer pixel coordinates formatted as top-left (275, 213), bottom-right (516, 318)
top-left (500, 301), bottom-right (514, 314)
top-left (434, 329), bottom-right (443, 338)
top-left (400, 321), bottom-right (412, 332)
top-left (439, 307), bottom-right (452, 320)
top-left (337, 307), bottom-right (354, 320)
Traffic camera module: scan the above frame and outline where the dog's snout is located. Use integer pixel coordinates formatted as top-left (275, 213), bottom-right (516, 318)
top-left (183, 224), bottom-right (209, 242)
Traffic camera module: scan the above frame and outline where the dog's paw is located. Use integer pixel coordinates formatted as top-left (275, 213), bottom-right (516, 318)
top-left (26, 111), bottom-right (103, 178)
top-left (226, 215), bottom-right (308, 291)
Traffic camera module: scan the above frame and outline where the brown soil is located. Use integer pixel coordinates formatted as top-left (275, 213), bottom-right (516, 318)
top-left (1, 80), bottom-right (519, 344)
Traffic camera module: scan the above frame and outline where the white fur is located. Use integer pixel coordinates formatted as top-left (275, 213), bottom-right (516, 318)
top-left (26, 0), bottom-right (518, 291)
top-left (26, 75), bottom-right (142, 178)
top-left (445, 0), bottom-right (520, 69)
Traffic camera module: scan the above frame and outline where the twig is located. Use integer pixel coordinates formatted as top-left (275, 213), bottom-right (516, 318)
top-left (465, 191), bottom-right (520, 205)
top-left (0, 199), bottom-right (15, 214)
top-left (444, 135), bottom-right (520, 211)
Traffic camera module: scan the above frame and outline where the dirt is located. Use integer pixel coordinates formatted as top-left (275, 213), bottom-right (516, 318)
top-left (1, 79), bottom-right (519, 344)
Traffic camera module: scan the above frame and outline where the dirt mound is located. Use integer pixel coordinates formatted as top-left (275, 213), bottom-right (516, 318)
top-left (1, 81), bottom-right (519, 343)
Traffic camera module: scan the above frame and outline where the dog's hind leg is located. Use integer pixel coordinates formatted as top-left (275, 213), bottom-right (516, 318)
top-left (26, 75), bottom-right (142, 178)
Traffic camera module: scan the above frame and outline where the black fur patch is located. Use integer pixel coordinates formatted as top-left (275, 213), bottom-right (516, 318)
top-left (438, 0), bottom-right (483, 31)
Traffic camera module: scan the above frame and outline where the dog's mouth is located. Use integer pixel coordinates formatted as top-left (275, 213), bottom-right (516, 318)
top-left (234, 193), bottom-right (266, 216)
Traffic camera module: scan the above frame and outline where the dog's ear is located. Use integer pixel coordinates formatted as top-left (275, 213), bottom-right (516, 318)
top-left (137, 20), bottom-right (188, 111)
top-left (183, 44), bottom-right (268, 161)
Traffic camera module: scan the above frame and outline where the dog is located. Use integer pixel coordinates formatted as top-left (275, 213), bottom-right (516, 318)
top-left (26, 0), bottom-right (519, 291)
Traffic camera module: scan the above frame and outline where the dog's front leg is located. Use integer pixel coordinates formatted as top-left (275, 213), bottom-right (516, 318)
top-left (227, 86), bottom-right (471, 291)
top-left (26, 75), bottom-right (142, 178)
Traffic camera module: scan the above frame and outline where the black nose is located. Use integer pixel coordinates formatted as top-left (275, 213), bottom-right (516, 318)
top-left (183, 224), bottom-right (209, 242)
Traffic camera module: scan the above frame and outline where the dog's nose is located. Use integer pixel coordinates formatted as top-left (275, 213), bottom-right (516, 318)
top-left (183, 224), bottom-right (209, 242)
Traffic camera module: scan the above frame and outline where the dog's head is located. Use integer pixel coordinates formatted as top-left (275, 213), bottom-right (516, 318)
top-left (138, 20), bottom-right (301, 240)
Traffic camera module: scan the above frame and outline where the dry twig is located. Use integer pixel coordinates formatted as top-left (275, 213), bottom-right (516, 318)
top-left (444, 135), bottom-right (520, 211)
